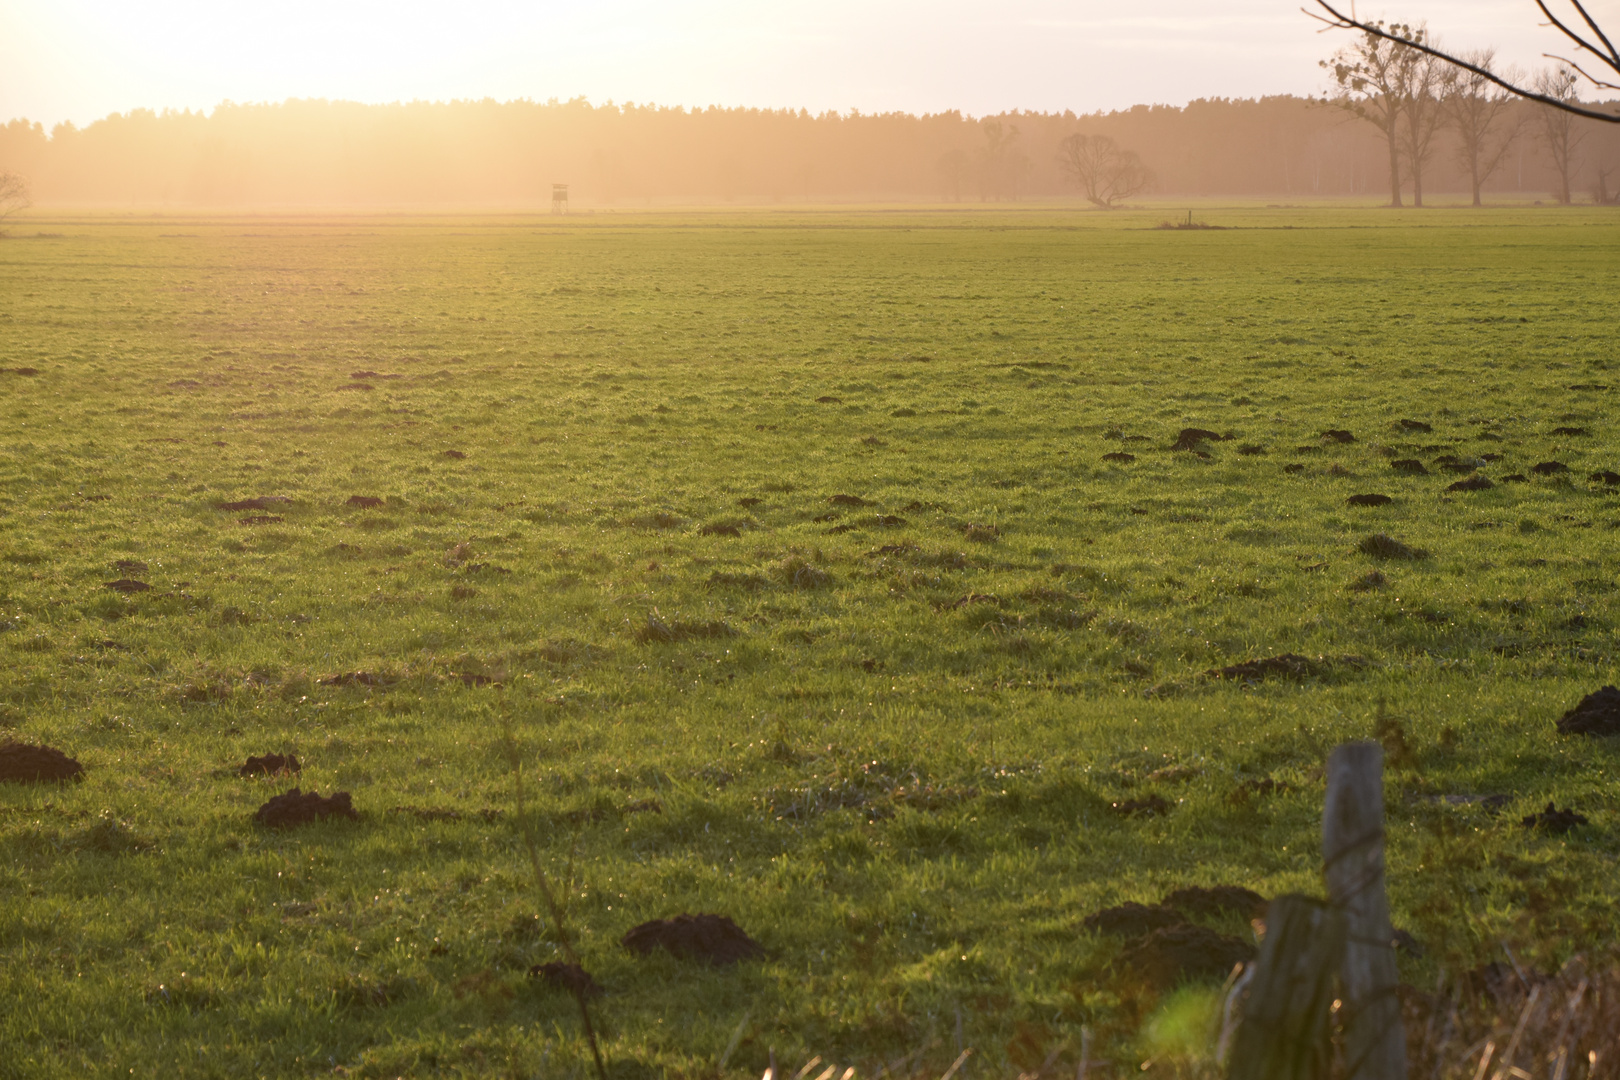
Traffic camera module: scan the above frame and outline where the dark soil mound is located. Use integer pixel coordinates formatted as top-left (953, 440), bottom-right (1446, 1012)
top-left (254, 788), bottom-right (359, 829)
top-left (529, 961), bottom-right (604, 997)
top-left (1590, 471), bottom-right (1620, 486)
top-left (621, 913), bottom-right (764, 965)
top-left (1101, 452), bottom-right (1136, 463)
top-left (1113, 924), bottom-right (1255, 987)
top-left (1162, 885), bottom-right (1268, 921)
top-left (1172, 428), bottom-right (1225, 451)
top-left (1551, 426), bottom-right (1589, 436)
top-left (1556, 686), bottom-right (1620, 736)
top-left (1448, 474), bottom-right (1494, 492)
top-left (699, 522), bottom-right (742, 537)
top-left (0, 742), bottom-right (85, 784)
top-left (1399, 419), bottom-right (1432, 432)
top-left (1111, 795), bottom-right (1172, 818)
top-left (1346, 493), bottom-right (1392, 506)
top-left (346, 495), bottom-right (385, 509)
top-left (105, 579), bottom-right (151, 594)
top-left (1083, 902), bottom-right (1182, 938)
top-left (828, 494), bottom-right (870, 507)
top-left (1521, 802), bottom-right (1588, 833)
top-left (1321, 429), bottom-right (1355, 444)
top-left (1530, 461), bottom-right (1569, 475)
top-left (1391, 459), bottom-right (1429, 475)
top-left (1359, 533), bottom-right (1428, 560)
top-left (1238, 445), bottom-right (1267, 455)
top-left (815, 395), bottom-right (843, 404)
top-left (442, 450), bottom-right (467, 460)
top-left (111, 559), bottom-right (148, 574)
top-left (239, 753), bottom-right (300, 777)
top-left (736, 497), bottom-right (763, 507)
top-left (1283, 463), bottom-right (1305, 474)
top-left (4, 367), bottom-right (41, 376)
top-left (1206, 653), bottom-right (1320, 681)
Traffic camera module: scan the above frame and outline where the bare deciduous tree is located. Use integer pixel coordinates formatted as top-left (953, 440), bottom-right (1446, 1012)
top-left (1321, 25), bottom-right (1420, 206)
top-left (0, 171), bottom-right (31, 232)
top-left (1397, 35), bottom-right (1446, 206)
top-left (1055, 133), bottom-right (1152, 209)
top-left (1310, 1), bottom-right (1620, 123)
top-left (1440, 50), bottom-right (1523, 206)
top-left (1534, 66), bottom-right (1587, 202)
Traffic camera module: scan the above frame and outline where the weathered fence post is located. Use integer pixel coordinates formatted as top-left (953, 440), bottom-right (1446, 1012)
top-left (1323, 741), bottom-right (1407, 1080)
top-left (1225, 895), bottom-right (1347, 1079)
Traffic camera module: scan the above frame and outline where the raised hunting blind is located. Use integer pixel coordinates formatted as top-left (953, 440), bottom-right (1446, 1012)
top-left (551, 183), bottom-right (568, 214)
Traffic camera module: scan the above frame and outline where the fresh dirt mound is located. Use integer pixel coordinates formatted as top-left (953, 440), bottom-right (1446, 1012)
top-left (1111, 795), bottom-right (1172, 818)
top-left (1113, 924), bottom-right (1255, 987)
top-left (828, 494), bottom-right (869, 507)
top-left (1391, 459), bottom-right (1429, 475)
top-left (1321, 429), bottom-right (1355, 444)
top-left (254, 788), bottom-right (359, 829)
top-left (105, 579), bottom-right (151, 594)
top-left (621, 913), bottom-right (765, 965)
top-left (1205, 653), bottom-right (1321, 681)
top-left (1500, 473), bottom-right (1528, 482)
top-left (698, 522), bottom-right (742, 537)
top-left (111, 559), bottom-right (148, 574)
top-left (1359, 533), bottom-right (1428, 560)
top-left (1283, 463), bottom-right (1305, 474)
top-left (1530, 461), bottom-right (1569, 475)
top-left (1346, 493), bottom-right (1392, 506)
top-left (239, 753), bottom-right (300, 777)
top-left (1556, 686), bottom-right (1620, 736)
top-left (442, 450), bottom-right (466, 460)
top-left (346, 495), bottom-right (385, 509)
top-left (815, 395), bottom-right (843, 404)
top-left (1551, 426), bottom-right (1589, 436)
top-left (3, 367), bottom-right (41, 376)
top-left (1589, 470), bottom-right (1620, 485)
top-left (1082, 902), bottom-right (1182, 938)
top-left (1448, 474), bottom-right (1494, 492)
top-left (0, 742), bottom-right (85, 784)
top-left (736, 497), bottom-right (763, 507)
top-left (1162, 885), bottom-right (1267, 921)
top-left (529, 961), bottom-right (604, 997)
top-left (1171, 428), bottom-right (1225, 451)
top-left (1102, 452), bottom-right (1136, 463)
top-left (1521, 803), bottom-right (1588, 833)
top-left (1399, 419), bottom-right (1432, 432)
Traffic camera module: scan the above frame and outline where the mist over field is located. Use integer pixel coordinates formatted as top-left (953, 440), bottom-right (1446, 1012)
top-left (3, 94), bottom-right (1618, 206)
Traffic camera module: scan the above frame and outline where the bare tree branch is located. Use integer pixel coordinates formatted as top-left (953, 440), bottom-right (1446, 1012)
top-left (1308, 1), bottom-right (1620, 122)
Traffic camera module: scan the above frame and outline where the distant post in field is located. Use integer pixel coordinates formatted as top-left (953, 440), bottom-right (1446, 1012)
top-left (552, 183), bottom-right (569, 215)
top-left (1323, 742), bottom-right (1406, 1080)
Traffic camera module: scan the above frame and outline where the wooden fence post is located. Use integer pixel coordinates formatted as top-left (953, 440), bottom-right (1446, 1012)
top-left (1324, 741), bottom-right (1407, 1080)
top-left (1226, 895), bottom-right (1347, 1080)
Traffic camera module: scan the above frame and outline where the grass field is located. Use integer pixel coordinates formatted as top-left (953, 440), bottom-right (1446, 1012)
top-left (1, 203), bottom-right (1618, 1078)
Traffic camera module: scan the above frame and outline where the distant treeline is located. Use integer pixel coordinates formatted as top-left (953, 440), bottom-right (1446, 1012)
top-left (2, 95), bottom-right (1618, 205)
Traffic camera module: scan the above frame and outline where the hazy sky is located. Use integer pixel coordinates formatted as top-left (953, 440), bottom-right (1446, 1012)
top-left (0, 0), bottom-right (1601, 127)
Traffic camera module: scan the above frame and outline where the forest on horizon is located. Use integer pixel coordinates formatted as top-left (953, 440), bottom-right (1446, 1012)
top-left (3, 94), bottom-right (1619, 207)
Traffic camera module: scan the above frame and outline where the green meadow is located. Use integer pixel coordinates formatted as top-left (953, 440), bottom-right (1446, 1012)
top-left (1, 204), bottom-right (1617, 1077)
